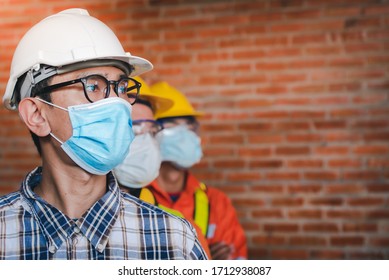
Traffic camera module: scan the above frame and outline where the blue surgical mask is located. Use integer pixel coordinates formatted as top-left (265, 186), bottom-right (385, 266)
top-left (156, 125), bottom-right (202, 169)
top-left (37, 97), bottom-right (135, 175)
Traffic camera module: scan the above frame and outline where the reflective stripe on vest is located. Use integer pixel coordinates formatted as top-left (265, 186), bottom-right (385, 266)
top-left (139, 184), bottom-right (210, 237)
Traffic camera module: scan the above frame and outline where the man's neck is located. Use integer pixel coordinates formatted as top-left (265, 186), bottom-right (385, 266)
top-left (34, 160), bottom-right (107, 219)
top-left (157, 162), bottom-right (187, 194)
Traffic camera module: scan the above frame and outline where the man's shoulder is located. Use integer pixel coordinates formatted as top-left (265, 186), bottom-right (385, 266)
top-left (0, 191), bottom-right (22, 211)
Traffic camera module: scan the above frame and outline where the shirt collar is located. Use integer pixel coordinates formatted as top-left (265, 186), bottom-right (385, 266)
top-left (21, 167), bottom-right (121, 253)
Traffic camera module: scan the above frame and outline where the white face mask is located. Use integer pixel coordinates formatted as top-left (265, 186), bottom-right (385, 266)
top-left (113, 133), bottom-right (161, 189)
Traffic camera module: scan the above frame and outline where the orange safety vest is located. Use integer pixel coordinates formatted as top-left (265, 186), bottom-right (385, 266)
top-left (139, 182), bottom-right (210, 237)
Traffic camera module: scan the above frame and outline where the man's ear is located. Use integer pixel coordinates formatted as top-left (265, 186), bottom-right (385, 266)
top-left (18, 98), bottom-right (51, 137)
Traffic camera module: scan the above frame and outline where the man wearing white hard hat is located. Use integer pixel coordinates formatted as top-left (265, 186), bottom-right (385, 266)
top-left (0, 9), bottom-right (207, 260)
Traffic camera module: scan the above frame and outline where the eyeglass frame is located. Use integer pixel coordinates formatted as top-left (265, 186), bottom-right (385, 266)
top-left (33, 74), bottom-right (141, 105)
top-left (157, 116), bottom-right (200, 133)
top-left (132, 119), bottom-right (163, 136)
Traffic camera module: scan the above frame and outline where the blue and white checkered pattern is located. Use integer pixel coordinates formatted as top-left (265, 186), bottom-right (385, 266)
top-left (0, 167), bottom-right (207, 260)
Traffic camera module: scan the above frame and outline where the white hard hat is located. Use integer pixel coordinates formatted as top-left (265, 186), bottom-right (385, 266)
top-left (3, 8), bottom-right (153, 110)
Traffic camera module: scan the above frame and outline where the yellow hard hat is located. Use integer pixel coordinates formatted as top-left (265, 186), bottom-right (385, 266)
top-left (149, 81), bottom-right (203, 119)
top-left (132, 76), bottom-right (173, 113)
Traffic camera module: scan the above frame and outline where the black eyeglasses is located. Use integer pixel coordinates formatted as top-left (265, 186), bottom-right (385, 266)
top-left (35, 74), bottom-right (141, 105)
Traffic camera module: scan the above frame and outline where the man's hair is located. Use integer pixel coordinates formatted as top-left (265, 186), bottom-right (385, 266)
top-left (135, 97), bottom-right (153, 112)
top-left (15, 73), bottom-right (52, 156)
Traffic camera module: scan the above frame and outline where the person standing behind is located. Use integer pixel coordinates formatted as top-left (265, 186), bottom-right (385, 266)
top-left (113, 76), bottom-right (171, 191)
top-left (0, 9), bottom-right (207, 260)
top-left (114, 76), bottom-right (212, 259)
top-left (138, 81), bottom-right (247, 260)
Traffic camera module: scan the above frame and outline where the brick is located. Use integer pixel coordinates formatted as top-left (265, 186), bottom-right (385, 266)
top-left (327, 210), bottom-right (364, 219)
top-left (271, 23), bottom-right (305, 33)
top-left (288, 209), bottom-right (322, 219)
top-left (208, 135), bottom-right (244, 145)
top-left (289, 236), bottom-right (326, 246)
top-left (248, 135), bottom-right (283, 144)
top-left (367, 184), bottom-right (389, 193)
top-left (289, 111), bottom-right (326, 119)
top-left (347, 197), bottom-right (385, 207)
top-left (291, 84), bottom-right (326, 94)
top-left (232, 198), bottom-right (265, 207)
top-left (325, 184), bottom-right (364, 194)
top-left (249, 160), bottom-right (283, 168)
top-left (304, 172), bottom-right (338, 181)
top-left (252, 235), bottom-right (286, 246)
top-left (238, 122), bottom-right (272, 132)
top-left (353, 145), bottom-right (389, 155)
top-left (256, 86), bottom-right (287, 94)
top-left (232, 50), bottom-right (266, 60)
top-left (227, 172), bottom-right (261, 182)
top-left (252, 185), bottom-right (283, 193)
top-left (272, 197), bottom-right (304, 207)
top-left (202, 147), bottom-right (234, 157)
top-left (348, 251), bottom-right (385, 260)
top-left (287, 159), bottom-right (323, 168)
top-left (219, 38), bottom-right (254, 48)
top-left (324, 132), bottom-right (361, 142)
top-left (256, 62), bottom-right (287, 71)
top-left (237, 99), bottom-right (272, 108)
top-left (274, 121), bottom-right (310, 131)
top-left (255, 36), bottom-right (288, 46)
top-left (309, 197), bottom-right (343, 206)
top-left (314, 121), bottom-right (347, 130)
top-left (276, 97), bottom-right (312, 106)
top-left (198, 27), bottom-right (231, 38)
top-left (303, 223), bottom-right (339, 232)
top-left (248, 248), bottom-right (268, 260)
top-left (266, 172), bottom-right (301, 180)
top-left (315, 146), bottom-right (350, 155)
top-left (292, 34), bottom-right (327, 44)
top-left (311, 250), bottom-right (345, 260)
top-left (370, 237), bottom-right (389, 247)
top-left (264, 223), bottom-right (299, 233)
top-left (330, 236), bottom-right (364, 246)
top-left (343, 223), bottom-right (378, 233)
top-left (366, 210), bottom-right (389, 219)
top-left (252, 209), bottom-right (283, 218)
top-left (270, 73), bottom-right (306, 83)
top-left (271, 250), bottom-right (309, 260)
top-left (286, 134), bottom-right (322, 143)
top-left (213, 160), bottom-right (245, 169)
top-left (365, 4), bottom-right (389, 15)
top-left (161, 54), bottom-right (192, 63)
top-left (218, 63), bottom-right (251, 73)
top-left (238, 147), bottom-right (271, 157)
top-left (364, 132), bottom-right (389, 142)
top-left (241, 222), bottom-right (260, 231)
top-left (275, 146), bottom-right (310, 156)
top-left (328, 159), bottom-right (362, 168)
top-left (288, 185), bottom-right (322, 193)
top-left (343, 171), bottom-right (380, 180)
top-left (213, 112), bottom-right (251, 121)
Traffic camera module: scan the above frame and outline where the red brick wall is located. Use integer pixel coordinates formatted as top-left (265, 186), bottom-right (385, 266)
top-left (0, 0), bottom-right (388, 259)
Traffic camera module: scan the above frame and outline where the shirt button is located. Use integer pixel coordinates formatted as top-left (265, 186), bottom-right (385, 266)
top-left (48, 245), bottom-right (56, 253)
top-left (73, 226), bottom-right (80, 233)
top-left (97, 244), bottom-right (104, 251)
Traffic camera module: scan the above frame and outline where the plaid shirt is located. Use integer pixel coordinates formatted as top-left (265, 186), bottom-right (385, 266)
top-left (0, 167), bottom-right (207, 260)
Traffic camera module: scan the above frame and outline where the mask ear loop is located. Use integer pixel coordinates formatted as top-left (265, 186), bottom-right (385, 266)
top-left (35, 98), bottom-right (66, 144)
top-left (35, 97), bottom-right (68, 112)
